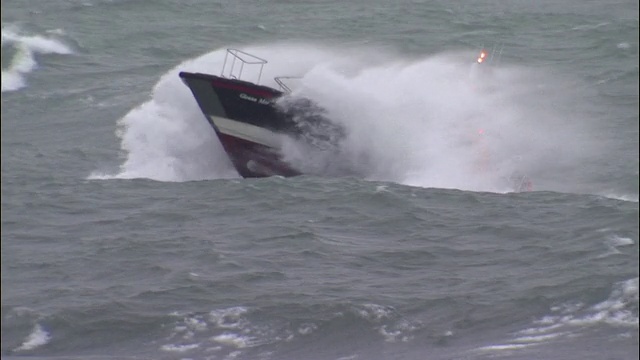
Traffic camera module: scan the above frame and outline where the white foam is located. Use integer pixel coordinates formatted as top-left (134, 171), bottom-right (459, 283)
top-left (478, 343), bottom-right (533, 351)
top-left (96, 49), bottom-right (249, 181)
top-left (162, 306), bottom-right (266, 357)
top-left (160, 343), bottom-right (200, 352)
top-left (599, 234), bottom-right (636, 258)
top-left (539, 283), bottom-right (639, 328)
top-left (598, 192), bottom-right (639, 202)
top-left (585, 277), bottom-right (639, 327)
top-left (162, 303), bottom-right (422, 357)
top-left (15, 324), bottom-right (51, 351)
top-left (378, 325), bottom-right (403, 342)
top-left (297, 322), bottom-right (318, 335)
top-left (282, 47), bottom-right (599, 192)
top-left (1, 26), bottom-right (73, 92)
top-left (1, 70), bottom-right (26, 92)
top-left (571, 22), bottom-right (610, 31)
top-left (102, 42), bottom-right (617, 194)
top-left (212, 333), bottom-right (251, 348)
top-left (354, 303), bottom-right (393, 321)
top-left (184, 316), bottom-right (209, 332)
top-left (607, 235), bottom-right (635, 247)
top-left (209, 307), bottom-right (249, 329)
top-left (335, 356), bottom-right (358, 360)
top-left (351, 303), bottom-right (420, 343)
top-left (477, 278), bottom-right (639, 354)
top-left (512, 332), bottom-right (567, 343)
top-left (46, 28), bottom-right (67, 36)
top-left (518, 323), bottom-right (564, 335)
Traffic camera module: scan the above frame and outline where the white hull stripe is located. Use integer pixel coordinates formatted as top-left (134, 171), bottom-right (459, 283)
top-left (209, 115), bottom-right (282, 149)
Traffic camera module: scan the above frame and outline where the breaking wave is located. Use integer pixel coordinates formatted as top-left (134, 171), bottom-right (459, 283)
top-left (103, 42), bottom-right (611, 194)
top-left (14, 324), bottom-right (51, 352)
top-left (476, 277), bottom-right (639, 355)
top-left (1, 25), bottom-right (73, 92)
top-left (159, 302), bottom-right (422, 359)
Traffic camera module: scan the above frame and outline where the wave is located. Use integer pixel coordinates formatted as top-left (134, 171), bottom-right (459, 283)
top-left (1, 25), bottom-right (73, 92)
top-left (101, 42), bottom-right (618, 195)
top-left (159, 302), bottom-right (422, 359)
top-left (14, 324), bottom-right (51, 352)
top-left (475, 277), bottom-right (639, 355)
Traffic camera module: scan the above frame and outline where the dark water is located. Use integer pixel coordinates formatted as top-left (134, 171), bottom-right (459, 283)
top-left (2, 1), bottom-right (638, 359)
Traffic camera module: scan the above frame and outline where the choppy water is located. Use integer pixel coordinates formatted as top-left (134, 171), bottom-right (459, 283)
top-left (2, 1), bottom-right (638, 359)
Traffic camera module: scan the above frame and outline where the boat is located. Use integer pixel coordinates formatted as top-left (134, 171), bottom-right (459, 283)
top-left (179, 49), bottom-right (343, 178)
top-left (180, 47), bottom-right (534, 192)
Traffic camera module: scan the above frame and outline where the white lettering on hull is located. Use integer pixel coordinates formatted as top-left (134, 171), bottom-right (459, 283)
top-left (239, 93), bottom-right (271, 105)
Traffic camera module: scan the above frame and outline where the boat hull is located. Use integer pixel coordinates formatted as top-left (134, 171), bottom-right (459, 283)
top-left (179, 72), bottom-right (300, 178)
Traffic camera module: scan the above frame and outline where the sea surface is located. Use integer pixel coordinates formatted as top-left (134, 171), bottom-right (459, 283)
top-left (1, 1), bottom-right (638, 359)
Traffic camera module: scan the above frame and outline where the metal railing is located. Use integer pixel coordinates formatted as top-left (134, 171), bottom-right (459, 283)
top-left (221, 49), bottom-right (301, 93)
top-left (274, 76), bottom-right (301, 93)
top-left (221, 48), bottom-right (268, 85)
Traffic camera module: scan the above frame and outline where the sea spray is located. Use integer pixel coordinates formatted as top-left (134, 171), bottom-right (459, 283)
top-left (110, 43), bottom-right (601, 193)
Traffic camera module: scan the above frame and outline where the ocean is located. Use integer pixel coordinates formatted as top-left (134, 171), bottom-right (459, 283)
top-left (1, 0), bottom-right (638, 359)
